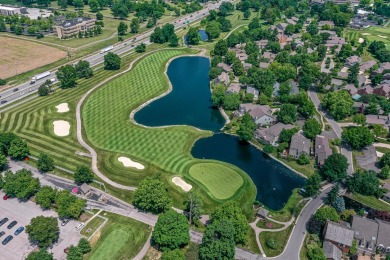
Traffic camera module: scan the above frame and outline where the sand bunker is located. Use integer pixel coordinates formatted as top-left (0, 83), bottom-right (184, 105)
top-left (361, 33), bottom-right (370, 36)
top-left (358, 38), bottom-right (364, 43)
top-left (377, 151), bottom-right (384, 158)
top-left (118, 157), bottom-right (145, 170)
top-left (53, 120), bottom-right (70, 137)
top-left (378, 35), bottom-right (388, 39)
top-left (172, 177), bottom-right (192, 192)
top-left (55, 103), bottom-right (69, 113)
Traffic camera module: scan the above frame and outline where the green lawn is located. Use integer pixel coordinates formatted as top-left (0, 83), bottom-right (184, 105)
top-left (256, 219), bottom-right (284, 229)
top-left (349, 193), bottom-right (390, 212)
top-left (268, 189), bottom-right (305, 222)
top-left (259, 225), bottom-right (293, 257)
top-left (80, 215), bottom-right (106, 238)
top-left (85, 212), bottom-right (151, 260)
top-left (188, 163), bottom-right (244, 200)
top-left (345, 27), bottom-right (390, 51)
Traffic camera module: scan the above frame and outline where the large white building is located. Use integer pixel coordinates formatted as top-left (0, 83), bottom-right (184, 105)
top-left (0, 5), bottom-right (27, 16)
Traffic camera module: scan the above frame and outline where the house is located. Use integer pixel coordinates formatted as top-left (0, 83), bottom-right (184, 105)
top-left (323, 221), bottom-right (355, 254)
top-left (360, 60), bottom-right (377, 72)
top-left (259, 62), bottom-right (270, 69)
top-left (319, 30), bottom-right (337, 36)
top-left (383, 183), bottom-right (390, 202)
top-left (249, 106), bottom-right (276, 126)
top-left (255, 40), bottom-right (268, 49)
top-left (357, 74), bottom-right (367, 87)
top-left (318, 20), bottom-right (335, 28)
top-left (323, 241), bottom-right (342, 260)
top-left (226, 83), bottom-right (241, 94)
top-left (243, 62), bottom-right (252, 70)
top-left (273, 82), bottom-right (280, 96)
top-left (373, 83), bottom-right (390, 98)
top-left (286, 18), bottom-right (297, 25)
top-left (365, 114), bottom-right (390, 126)
top-left (345, 55), bottom-right (362, 67)
top-left (54, 17), bottom-right (96, 39)
top-left (326, 36), bottom-right (346, 53)
top-left (254, 123), bottom-right (295, 146)
top-left (79, 183), bottom-right (92, 197)
top-left (315, 135), bottom-right (332, 166)
top-left (289, 132), bottom-right (311, 159)
top-left (276, 23), bottom-right (288, 32)
top-left (357, 85), bottom-right (373, 95)
top-left (342, 84), bottom-right (358, 95)
top-left (257, 207), bottom-right (269, 219)
top-left (246, 86), bottom-right (259, 100)
top-left (215, 72), bottom-right (230, 86)
top-left (351, 215), bottom-right (390, 255)
top-left (372, 62), bottom-right (390, 75)
top-left (217, 62), bottom-right (232, 72)
top-left (236, 52), bottom-right (248, 62)
top-left (263, 52), bottom-right (277, 62)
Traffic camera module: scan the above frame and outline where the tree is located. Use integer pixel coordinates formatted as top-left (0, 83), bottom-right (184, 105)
top-left (353, 114), bottom-right (366, 126)
top-left (7, 137), bottom-right (29, 160)
top-left (130, 18), bottom-right (140, 33)
top-left (205, 21), bottom-right (221, 41)
top-left (322, 91), bottom-right (353, 120)
top-left (152, 210), bottom-right (190, 251)
top-left (313, 206), bottom-right (340, 225)
top-left (37, 153), bottom-right (54, 173)
top-left (89, 0), bottom-right (100, 12)
top-left (38, 84), bottom-right (50, 96)
top-left (77, 238), bottom-right (91, 254)
top-left (211, 202), bottom-right (248, 244)
top-left (0, 153), bottom-right (7, 171)
top-left (223, 93), bottom-right (240, 110)
top-left (326, 184), bottom-right (339, 206)
top-left (263, 144), bottom-right (274, 154)
top-left (214, 40), bottom-right (228, 56)
top-left (380, 152), bottom-right (390, 167)
top-left (185, 192), bottom-right (202, 224)
top-left (346, 170), bottom-right (385, 198)
top-left (321, 153), bottom-right (349, 181)
top-left (372, 124), bottom-right (388, 138)
top-left (35, 186), bottom-right (56, 210)
top-left (161, 249), bottom-right (185, 260)
top-left (75, 60), bottom-right (93, 79)
top-left (135, 43), bottom-right (146, 53)
top-left (169, 35), bottom-right (179, 47)
top-left (26, 249), bottom-right (54, 260)
top-left (237, 113), bottom-right (256, 142)
top-left (117, 21), bottom-right (128, 35)
top-left (305, 174), bottom-right (322, 196)
top-left (186, 27), bottom-right (201, 45)
top-left (232, 58), bottom-right (244, 76)
top-left (3, 169), bottom-right (40, 199)
top-left (55, 190), bottom-right (86, 219)
top-left (104, 52), bottom-right (121, 70)
top-left (26, 216), bottom-right (59, 248)
top-left (73, 0), bottom-right (84, 9)
top-left (379, 165), bottom-right (390, 179)
top-left (340, 209), bottom-right (356, 222)
top-left (111, 2), bottom-right (129, 19)
top-left (96, 12), bottom-right (103, 20)
top-left (278, 104), bottom-right (297, 124)
top-left (303, 118), bottom-right (321, 140)
top-left (342, 126), bottom-right (375, 150)
top-left (307, 22), bottom-right (318, 36)
top-left (66, 245), bottom-right (83, 260)
top-left (308, 247), bottom-right (326, 260)
top-left (134, 177), bottom-right (172, 213)
top-left (218, 2), bottom-right (235, 16)
top-left (298, 154), bottom-right (310, 165)
top-left (74, 166), bottom-right (94, 184)
top-left (333, 197), bottom-right (345, 213)
top-left (56, 65), bottom-right (77, 89)
top-left (243, 9), bottom-right (251, 19)
top-left (199, 219), bottom-right (235, 260)
top-left (58, 0), bottom-right (68, 9)
top-left (279, 128), bottom-right (298, 143)
top-left (211, 84), bottom-right (226, 107)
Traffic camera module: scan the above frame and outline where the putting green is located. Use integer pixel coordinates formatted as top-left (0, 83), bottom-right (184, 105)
top-left (189, 163), bottom-right (244, 200)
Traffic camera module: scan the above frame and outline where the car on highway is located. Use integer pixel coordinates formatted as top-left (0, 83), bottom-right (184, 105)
top-left (0, 218), bottom-right (8, 226)
top-left (0, 231), bottom-right (5, 237)
top-left (13, 88), bottom-right (18, 92)
top-left (0, 100), bottom-right (7, 104)
top-left (7, 221), bottom-right (17, 230)
top-left (2, 235), bottom-right (13, 245)
top-left (14, 227), bottom-right (24, 236)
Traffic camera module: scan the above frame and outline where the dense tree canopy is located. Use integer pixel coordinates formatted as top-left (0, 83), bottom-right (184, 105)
top-left (8, 137), bottom-right (29, 160)
top-left (104, 52), bottom-right (121, 70)
top-left (37, 153), bottom-right (54, 173)
top-left (74, 166), bottom-right (94, 184)
top-left (341, 126), bottom-right (375, 150)
top-left (134, 177), bottom-right (172, 213)
top-left (305, 174), bottom-right (322, 196)
top-left (55, 190), bottom-right (86, 219)
top-left (26, 216), bottom-right (59, 248)
top-left (186, 27), bottom-right (201, 45)
top-left (322, 91), bottom-right (353, 120)
top-left (26, 249), bottom-right (54, 260)
top-left (56, 65), bottom-right (78, 89)
top-left (35, 186), bottom-right (56, 210)
top-left (237, 113), bottom-right (256, 141)
top-left (303, 118), bottom-right (322, 140)
top-left (321, 153), bottom-right (349, 182)
top-left (347, 170), bottom-right (385, 198)
top-left (3, 169), bottom-right (40, 200)
top-left (278, 104), bottom-right (297, 124)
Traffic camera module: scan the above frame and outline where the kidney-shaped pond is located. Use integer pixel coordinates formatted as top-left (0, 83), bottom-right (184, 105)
top-left (134, 56), bottom-right (305, 210)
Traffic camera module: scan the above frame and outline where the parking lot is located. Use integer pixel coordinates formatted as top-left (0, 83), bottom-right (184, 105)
top-left (0, 190), bottom-right (81, 260)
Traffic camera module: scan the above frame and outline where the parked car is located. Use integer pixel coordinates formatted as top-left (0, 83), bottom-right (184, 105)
top-left (3, 195), bottom-right (8, 200)
top-left (2, 235), bottom-right (13, 245)
top-left (7, 221), bottom-right (17, 230)
top-left (0, 218), bottom-right (9, 226)
top-left (61, 219), bottom-right (70, 226)
top-left (75, 223), bottom-right (84, 230)
top-left (0, 231), bottom-right (5, 237)
top-left (64, 247), bottom-right (70, 253)
top-left (14, 227), bottom-right (24, 236)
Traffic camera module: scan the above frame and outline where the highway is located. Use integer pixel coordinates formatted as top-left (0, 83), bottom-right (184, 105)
top-left (0, 1), bottom-right (225, 107)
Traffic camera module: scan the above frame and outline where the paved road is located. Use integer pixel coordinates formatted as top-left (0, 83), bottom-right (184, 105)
top-left (308, 89), bottom-right (354, 174)
top-left (0, 0), bottom-right (226, 107)
top-left (270, 186), bottom-right (332, 260)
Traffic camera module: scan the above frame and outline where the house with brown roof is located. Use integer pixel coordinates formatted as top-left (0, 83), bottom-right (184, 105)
top-left (217, 62), bottom-right (232, 72)
top-left (289, 132), bottom-right (311, 159)
top-left (226, 83), bottom-right (241, 94)
top-left (345, 55), bottom-right (362, 67)
top-left (318, 20), bottom-right (335, 28)
top-left (360, 60), bottom-right (377, 72)
top-left (214, 72), bottom-right (230, 86)
top-left (372, 62), bottom-right (390, 75)
top-left (323, 241), bottom-right (342, 260)
top-left (373, 83), bottom-right (390, 98)
top-left (237, 104), bottom-right (276, 126)
top-left (263, 52), bottom-right (277, 62)
top-left (326, 36), bottom-right (346, 53)
top-left (357, 85), bottom-right (374, 95)
top-left (255, 40), bottom-right (268, 49)
top-left (254, 123), bottom-right (295, 146)
top-left (323, 221), bottom-right (355, 254)
top-left (342, 84), bottom-right (358, 95)
top-left (315, 135), bottom-right (332, 166)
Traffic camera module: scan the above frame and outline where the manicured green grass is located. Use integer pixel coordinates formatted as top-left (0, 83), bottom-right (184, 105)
top-left (259, 225), bottom-right (293, 257)
top-left (240, 227), bottom-right (261, 254)
top-left (256, 219), bottom-right (284, 229)
top-left (268, 189), bottom-right (305, 222)
top-left (345, 27), bottom-right (390, 50)
top-left (188, 163), bottom-right (244, 200)
top-left (349, 193), bottom-right (390, 212)
top-left (86, 212), bottom-right (151, 260)
top-left (80, 215), bottom-right (105, 238)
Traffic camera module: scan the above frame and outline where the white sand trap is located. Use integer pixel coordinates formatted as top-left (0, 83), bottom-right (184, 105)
top-left (118, 157), bottom-right (145, 170)
top-left (358, 38), bottom-right (364, 43)
top-left (378, 35), bottom-right (388, 39)
top-left (377, 151), bottom-right (384, 158)
top-left (172, 177), bottom-right (192, 192)
top-left (55, 103), bottom-right (69, 113)
top-left (362, 33), bottom-right (371, 36)
top-left (53, 120), bottom-right (70, 137)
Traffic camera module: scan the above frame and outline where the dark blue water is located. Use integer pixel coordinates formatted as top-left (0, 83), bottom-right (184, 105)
top-left (192, 134), bottom-right (305, 210)
top-left (135, 56), bottom-right (305, 210)
top-left (134, 57), bottom-right (225, 132)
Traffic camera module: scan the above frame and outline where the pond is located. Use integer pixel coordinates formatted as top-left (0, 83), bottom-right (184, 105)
top-left (134, 56), bottom-right (305, 210)
top-left (183, 30), bottom-right (209, 44)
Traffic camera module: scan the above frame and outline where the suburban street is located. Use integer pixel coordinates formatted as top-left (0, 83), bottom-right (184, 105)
top-left (308, 89), bottom-right (354, 174)
top-left (0, 0), bottom-right (226, 107)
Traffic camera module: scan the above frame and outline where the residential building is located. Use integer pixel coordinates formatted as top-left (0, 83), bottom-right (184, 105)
top-left (323, 241), bottom-right (342, 260)
top-left (263, 52), bottom-right (277, 62)
top-left (357, 85), bottom-right (374, 95)
top-left (365, 114), bottom-right (390, 126)
top-left (259, 62), bottom-right (270, 69)
top-left (315, 135), bottom-right (332, 166)
top-left (372, 62), bottom-right (390, 75)
top-left (318, 20), bottom-right (335, 28)
top-left (0, 4), bottom-right (27, 16)
top-left (373, 83), bottom-right (390, 98)
top-left (326, 36), bottom-right (346, 53)
top-left (217, 62), bottom-right (232, 72)
top-left (323, 221), bottom-right (355, 254)
top-left (215, 72), bottom-right (230, 86)
top-left (360, 60), bottom-right (377, 72)
top-left (254, 123), bottom-right (295, 146)
top-left (238, 104), bottom-right (276, 126)
top-left (54, 17), bottom-right (96, 39)
top-left (255, 40), bottom-right (268, 49)
top-left (289, 132), bottom-right (311, 159)
top-left (342, 84), bottom-right (358, 95)
top-left (226, 83), bottom-right (241, 94)
top-left (345, 55), bottom-right (362, 67)
top-left (246, 86), bottom-right (259, 100)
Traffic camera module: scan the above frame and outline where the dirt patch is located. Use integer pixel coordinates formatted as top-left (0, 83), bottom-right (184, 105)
top-left (89, 229), bottom-right (101, 246)
top-left (0, 36), bottom-right (66, 79)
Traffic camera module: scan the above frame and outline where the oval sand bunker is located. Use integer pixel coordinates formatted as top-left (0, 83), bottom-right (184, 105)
top-left (55, 103), bottom-right (69, 113)
top-left (53, 120), bottom-right (70, 136)
top-left (172, 176), bottom-right (192, 192)
top-left (118, 157), bottom-right (145, 170)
